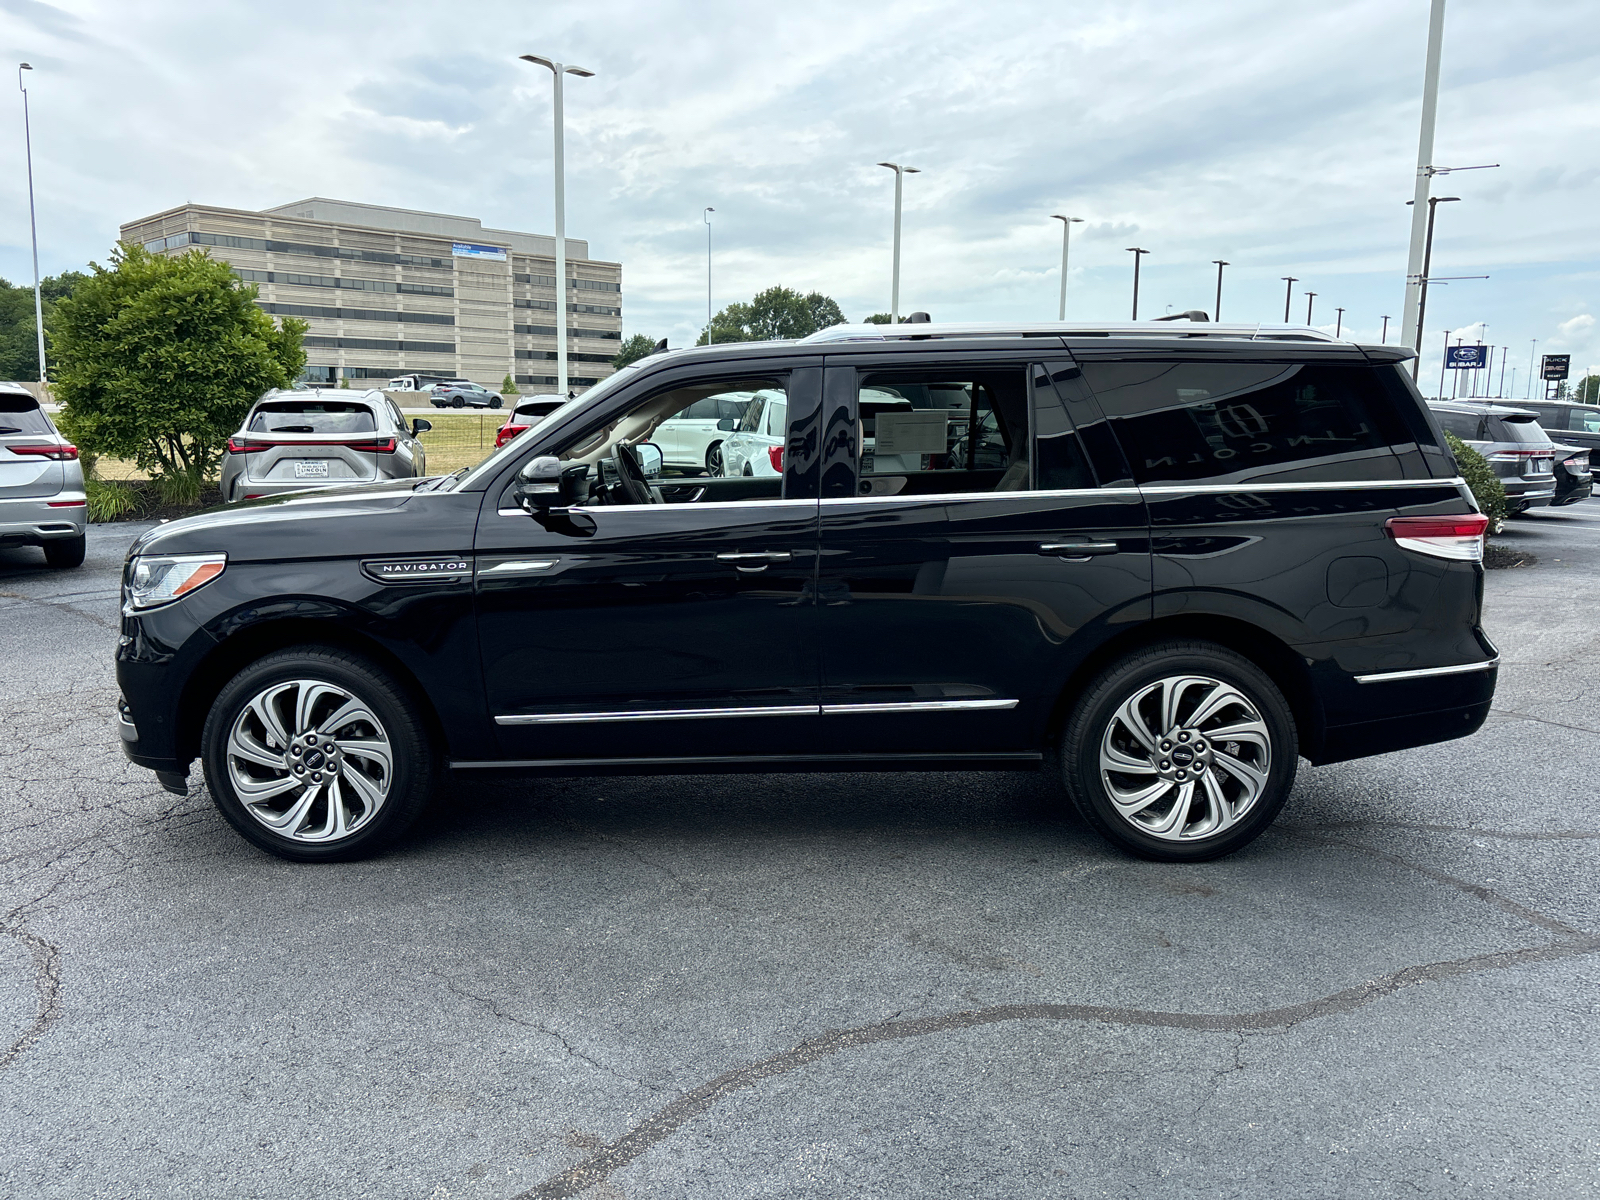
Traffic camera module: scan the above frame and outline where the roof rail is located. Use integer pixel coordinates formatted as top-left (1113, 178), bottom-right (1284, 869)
top-left (798, 321), bottom-right (1342, 345)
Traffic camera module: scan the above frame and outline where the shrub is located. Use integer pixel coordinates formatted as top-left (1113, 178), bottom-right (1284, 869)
top-left (1444, 431), bottom-right (1506, 534)
top-left (85, 477), bottom-right (139, 522)
top-left (501, 373), bottom-right (517, 395)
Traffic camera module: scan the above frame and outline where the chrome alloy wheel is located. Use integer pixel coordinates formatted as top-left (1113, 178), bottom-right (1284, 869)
top-left (1098, 673), bottom-right (1272, 842)
top-left (225, 679), bottom-right (394, 843)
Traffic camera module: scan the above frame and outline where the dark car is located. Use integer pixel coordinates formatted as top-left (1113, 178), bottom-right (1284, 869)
top-left (1552, 444), bottom-right (1593, 506)
top-left (1428, 401), bottom-right (1557, 515)
top-left (430, 382), bottom-right (503, 410)
top-left (115, 321), bottom-right (1497, 865)
top-left (1514, 400), bottom-right (1600, 481)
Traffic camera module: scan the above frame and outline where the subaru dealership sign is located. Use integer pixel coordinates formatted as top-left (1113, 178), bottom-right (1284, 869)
top-left (1445, 345), bottom-right (1488, 369)
top-left (451, 242), bottom-right (508, 262)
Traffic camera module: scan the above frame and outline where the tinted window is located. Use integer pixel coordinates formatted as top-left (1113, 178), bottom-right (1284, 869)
top-left (681, 397), bottom-right (719, 420)
top-left (856, 369), bottom-right (1028, 494)
top-left (1083, 361), bottom-right (1402, 484)
top-left (1489, 416), bottom-right (1550, 445)
top-left (249, 402), bottom-right (378, 434)
top-left (1573, 408), bottom-right (1600, 433)
top-left (1432, 409), bottom-right (1481, 440)
top-left (0, 395), bottom-right (52, 435)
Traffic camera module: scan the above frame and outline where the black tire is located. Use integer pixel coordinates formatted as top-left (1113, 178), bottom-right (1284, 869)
top-left (1060, 641), bottom-right (1297, 862)
top-left (489, 396), bottom-right (502, 410)
top-left (201, 646), bottom-right (437, 862)
top-left (706, 441), bottom-right (724, 477)
top-left (452, 397), bottom-right (465, 409)
top-left (43, 534), bottom-right (85, 569)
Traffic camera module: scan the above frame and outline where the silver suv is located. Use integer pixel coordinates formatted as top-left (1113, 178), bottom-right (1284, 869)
top-left (0, 384), bottom-right (85, 568)
top-left (220, 388), bottom-right (430, 503)
top-left (1429, 400), bottom-right (1557, 514)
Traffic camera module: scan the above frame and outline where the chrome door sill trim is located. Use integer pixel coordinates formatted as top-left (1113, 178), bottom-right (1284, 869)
top-left (451, 751), bottom-right (1045, 770)
top-left (1354, 658), bottom-right (1499, 684)
top-left (820, 699), bottom-right (1018, 714)
top-left (495, 704), bottom-right (820, 725)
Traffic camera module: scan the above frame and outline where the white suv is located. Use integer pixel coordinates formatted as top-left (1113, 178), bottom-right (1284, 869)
top-left (0, 384), bottom-right (86, 568)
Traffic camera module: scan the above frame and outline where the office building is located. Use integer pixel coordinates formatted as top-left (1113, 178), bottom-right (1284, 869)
top-left (120, 198), bottom-right (622, 391)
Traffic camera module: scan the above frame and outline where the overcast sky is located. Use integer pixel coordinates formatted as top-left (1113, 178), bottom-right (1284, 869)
top-left (1, 0), bottom-right (1595, 395)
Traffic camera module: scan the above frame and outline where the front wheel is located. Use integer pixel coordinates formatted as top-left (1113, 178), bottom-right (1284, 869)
top-left (706, 441), bottom-right (724, 477)
top-left (201, 647), bottom-right (436, 862)
top-left (1061, 642), bottom-right (1297, 862)
top-left (489, 396), bottom-right (502, 410)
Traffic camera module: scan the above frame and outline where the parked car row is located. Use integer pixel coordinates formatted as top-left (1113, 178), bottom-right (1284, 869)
top-left (1428, 399), bottom-right (1593, 512)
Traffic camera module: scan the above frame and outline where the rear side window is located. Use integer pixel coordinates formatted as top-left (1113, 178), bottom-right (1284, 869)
top-left (0, 395), bottom-right (53, 435)
top-left (248, 402), bottom-right (378, 434)
top-left (1570, 408), bottom-right (1600, 433)
top-left (1081, 361), bottom-right (1402, 484)
top-left (1431, 409), bottom-right (1481, 440)
top-left (855, 369), bottom-right (1027, 494)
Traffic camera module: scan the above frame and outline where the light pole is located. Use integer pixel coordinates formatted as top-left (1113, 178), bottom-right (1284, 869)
top-left (520, 54), bottom-right (594, 397)
top-left (1440, 330), bottom-right (1451, 399)
top-left (18, 63), bottom-right (44, 385)
top-left (1401, 0), bottom-right (1448, 351)
top-left (1126, 248), bottom-right (1150, 319)
top-left (1212, 260), bottom-right (1229, 322)
top-left (1526, 339), bottom-right (1537, 399)
top-left (1305, 292), bottom-right (1317, 324)
top-left (1406, 194), bottom-right (1460, 377)
top-left (1335, 307), bottom-right (1345, 337)
top-left (1281, 277), bottom-right (1298, 322)
top-left (1380, 315), bottom-right (1391, 343)
top-left (877, 162), bottom-right (919, 324)
top-left (703, 206), bottom-right (714, 343)
top-left (1497, 346), bottom-right (1507, 397)
top-left (1050, 215), bottom-right (1083, 320)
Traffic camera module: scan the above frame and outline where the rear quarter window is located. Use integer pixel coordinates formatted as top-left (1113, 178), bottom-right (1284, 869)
top-left (1081, 360), bottom-right (1404, 485)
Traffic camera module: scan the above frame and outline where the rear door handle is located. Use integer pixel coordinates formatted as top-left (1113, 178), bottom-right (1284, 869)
top-left (717, 550), bottom-right (793, 573)
top-left (1039, 542), bottom-right (1119, 558)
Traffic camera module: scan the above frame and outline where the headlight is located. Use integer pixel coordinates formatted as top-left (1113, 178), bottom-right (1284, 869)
top-left (124, 553), bottom-right (227, 611)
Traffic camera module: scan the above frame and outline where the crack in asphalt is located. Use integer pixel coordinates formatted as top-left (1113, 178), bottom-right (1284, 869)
top-left (506, 833), bottom-right (1600, 1200)
top-left (1488, 706), bottom-right (1600, 736)
top-left (0, 588), bottom-right (119, 632)
top-left (0, 920), bottom-right (62, 1072)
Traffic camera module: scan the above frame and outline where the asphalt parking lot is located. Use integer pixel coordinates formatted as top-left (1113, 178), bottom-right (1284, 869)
top-left (2, 503), bottom-right (1598, 1199)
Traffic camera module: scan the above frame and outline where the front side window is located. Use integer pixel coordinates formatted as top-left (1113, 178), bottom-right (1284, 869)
top-left (854, 369), bottom-right (1028, 495)
top-left (1083, 361), bottom-right (1401, 485)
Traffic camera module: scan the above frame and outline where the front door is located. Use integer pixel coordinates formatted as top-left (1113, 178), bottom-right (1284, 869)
top-left (475, 365), bottom-right (823, 763)
top-left (814, 354), bottom-right (1151, 757)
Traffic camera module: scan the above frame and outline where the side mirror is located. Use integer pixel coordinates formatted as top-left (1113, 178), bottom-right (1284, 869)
top-left (634, 442), bottom-right (663, 478)
top-left (515, 455), bottom-right (564, 510)
top-left (411, 418), bottom-right (432, 435)
top-left (716, 417), bottom-right (736, 432)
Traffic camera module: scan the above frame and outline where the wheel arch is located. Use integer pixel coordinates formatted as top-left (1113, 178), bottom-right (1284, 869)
top-left (1045, 616), bottom-right (1325, 761)
top-left (175, 618), bottom-right (448, 766)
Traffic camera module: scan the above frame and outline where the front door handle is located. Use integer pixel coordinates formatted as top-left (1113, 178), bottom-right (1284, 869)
top-left (717, 550), bottom-right (793, 573)
top-left (1039, 541), bottom-right (1120, 559)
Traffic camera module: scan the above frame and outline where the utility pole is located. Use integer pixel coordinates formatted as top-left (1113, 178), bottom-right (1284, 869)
top-left (1281, 277), bottom-right (1298, 322)
top-left (18, 64), bottom-right (44, 385)
top-left (1051, 215), bottom-right (1083, 320)
top-left (1126, 248), bottom-right (1150, 319)
top-left (1401, 0), bottom-right (1448, 352)
top-left (877, 162), bottom-right (920, 324)
top-left (1212, 260), bottom-right (1229, 322)
top-left (1380, 316), bottom-right (1391, 343)
top-left (1497, 347), bottom-right (1507, 397)
top-left (703, 206), bottom-right (714, 344)
top-left (1407, 194), bottom-right (1460, 376)
top-left (1439, 330), bottom-right (1451, 400)
top-left (1526, 339), bottom-right (1537, 399)
top-left (1335, 307), bottom-right (1345, 337)
top-left (1305, 292), bottom-right (1317, 324)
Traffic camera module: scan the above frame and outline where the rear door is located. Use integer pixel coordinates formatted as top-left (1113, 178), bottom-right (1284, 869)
top-left (0, 395), bottom-right (66, 499)
top-left (812, 349), bottom-right (1150, 757)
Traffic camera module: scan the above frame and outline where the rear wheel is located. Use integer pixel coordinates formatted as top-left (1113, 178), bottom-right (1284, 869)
top-left (1061, 642), bottom-right (1297, 862)
top-left (43, 534), bottom-right (85, 569)
top-left (452, 397), bottom-right (465, 409)
top-left (706, 442), bottom-right (724, 476)
top-left (201, 647), bottom-right (436, 862)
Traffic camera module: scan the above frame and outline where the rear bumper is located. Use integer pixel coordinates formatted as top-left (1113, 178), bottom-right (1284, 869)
top-left (1501, 478), bottom-right (1555, 511)
top-left (1310, 660), bottom-right (1497, 765)
top-left (0, 493), bottom-right (87, 544)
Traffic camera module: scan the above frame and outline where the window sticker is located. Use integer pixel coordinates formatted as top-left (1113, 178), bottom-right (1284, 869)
top-left (873, 410), bottom-right (948, 455)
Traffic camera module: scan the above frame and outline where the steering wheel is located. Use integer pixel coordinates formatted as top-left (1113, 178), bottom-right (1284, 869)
top-left (614, 444), bottom-right (663, 505)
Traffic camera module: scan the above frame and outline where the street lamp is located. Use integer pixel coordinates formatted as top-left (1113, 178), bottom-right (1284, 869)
top-left (1440, 330), bottom-right (1451, 400)
top-left (703, 206), bottom-right (714, 344)
top-left (18, 63), bottom-right (44, 385)
top-left (1305, 292), bottom-right (1316, 324)
top-left (1335, 307), bottom-right (1345, 337)
top-left (877, 162), bottom-right (920, 324)
top-left (1050, 215), bottom-right (1084, 320)
top-left (1211, 260), bottom-right (1229, 322)
top-left (1281, 277), bottom-right (1298, 323)
top-left (1126, 247), bottom-right (1150, 319)
top-left (1526, 338), bottom-right (1537, 399)
top-left (1380, 315), bottom-right (1391, 343)
top-left (520, 54), bottom-right (595, 397)
top-left (1406, 195), bottom-right (1461, 377)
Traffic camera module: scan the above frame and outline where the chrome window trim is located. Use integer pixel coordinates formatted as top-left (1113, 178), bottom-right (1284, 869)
top-left (1138, 478), bottom-right (1467, 495)
top-left (1353, 658), bottom-right (1498, 684)
top-left (820, 699), bottom-right (1018, 714)
top-left (821, 488), bottom-right (1141, 506)
top-left (495, 497), bottom-right (817, 518)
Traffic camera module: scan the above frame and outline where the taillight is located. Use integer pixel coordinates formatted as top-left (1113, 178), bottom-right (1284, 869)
top-left (226, 436), bottom-right (395, 453)
top-left (768, 445), bottom-right (784, 472)
top-left (495, 424), bottom-right (529, 449)
top-left (1563, 454), bottom-right (1588, 470)
top-left (1385, 513), bottom-right (1490, 562)
top-left (1487, 450), bottom-right (1548, 461)
top-left (8, 442), bottom-right (77, 460)
top-left (344, 438), bottom-right (397, 453)
top-left (225, 436), bottom-right (257, 454)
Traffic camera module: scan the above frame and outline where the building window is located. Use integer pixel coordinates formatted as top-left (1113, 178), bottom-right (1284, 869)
top-left (187, 231), bottom-right (451, 268)
top-left (515, 273), bottom-right (558, 287)
top-left (515, 350), bottom-right (616, 363)
top-left (516, 374), bottom-right (603, 386)
top-left (259, 302), bottom-right (453, 325)
top-left (572, 327), bottom-right (621, 339)
top-left (302, 336), bottom-right (456, 353)
top-left (515, 298), bottom-right (558, 311)
top-left (569, 303), bottom-right (621, 316)
top-left (570, 278), bottom-right (621, 293)
top-left (516, 324), bottom-right (559, 337)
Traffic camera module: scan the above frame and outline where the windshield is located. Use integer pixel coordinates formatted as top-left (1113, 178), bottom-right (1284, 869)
top-left (248, 401), bottom-right (378, 434)
top-left (452, 366), bottom-right (642, 489)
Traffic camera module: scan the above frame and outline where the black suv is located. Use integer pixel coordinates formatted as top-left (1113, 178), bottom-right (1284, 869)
top-left (116, 322), bottom-right (1497, 864)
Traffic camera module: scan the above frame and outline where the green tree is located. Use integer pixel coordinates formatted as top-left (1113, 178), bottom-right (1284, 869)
top-left (863, 313), bottom-right (893, 325)
top-left (1574, 374), bottom-right (1599, 405)
top-left (612, 333), bottom-right (659, 369)
top-left (0, 269), bottom-right (89, 380)
top-left (502, 372), bottom-right (518, 395)
top-left (696, 286), bottom-right (849, 344)
top-left (53, 244), bottom-right (307, 491)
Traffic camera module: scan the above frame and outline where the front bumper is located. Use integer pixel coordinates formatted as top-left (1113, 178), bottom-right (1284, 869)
top-left (117, 696), bottom-right (189, 794)
top-left (0, 492), bottom-right (87, 544)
